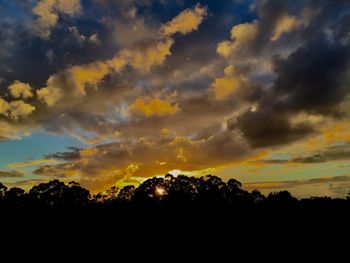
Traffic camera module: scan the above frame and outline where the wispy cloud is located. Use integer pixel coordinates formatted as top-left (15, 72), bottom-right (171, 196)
top-left (0, 170), bottom-right (24, 178)
top-left (8, 159), bottom-right (58, 168)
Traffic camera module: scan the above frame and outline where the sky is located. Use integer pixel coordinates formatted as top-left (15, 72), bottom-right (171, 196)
top-left (0, 0), bottom-right (350, 198)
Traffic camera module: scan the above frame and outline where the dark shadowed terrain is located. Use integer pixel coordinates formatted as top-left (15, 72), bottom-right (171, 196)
top-left (0, 174), bottom-right (349, 262)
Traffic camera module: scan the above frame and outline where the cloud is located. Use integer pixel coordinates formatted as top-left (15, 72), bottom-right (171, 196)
top-left (35, 4), bottom-right (207, 109)
top-left (244, 175), bottom-right (350, 198)
top-left (32, 0), bottom-right (82, 40)
top-left (217, 21), bottom-right (258, 58)
top-left (232, 40), bottom-right (349, 147)
top-left (272, 42), bottom-right (350, 114)
top-left (109, 39), bottom-right (174, 73)
top-left (4, 179), bottom-right (47, 191)
top-left (8, 159), bottom-right (58, 168)
top-left (0, 121), bottom-right (32, 141)
top-left (68, 26), bottom-right (101, 46)
top-left (8, 101), bottom-right (36, 120)
top-left (209, 65), bottom-right (247, 100)
top-left (56, 0), bottom-right (81, 15)
top-left (0, 98), bottom-right (9, 115)
top-left (220, 0), bottom-right (350, 148)
top-left (0, 98), bottom-right (36, 120)
top-left (36, 80), bottom-right (63, 107)
top-left (129, 97), bottom-right (180, 118)
top-left (0, 169), bottom-right (24, 178)
top-left (8, 81), bottom-right (33, 99)
top-left (161, 4), bottom-right (207, 36)
top-left (32, 0), bottom-right (58, 39)
top-left (1, 4), bottom-right (211, 145)
top-left (271, 15), bottom-right (303, 42)
top-left (68, 61), bottom-right (110, 96)
top-left (230, 109), bottom-right (314, 148)
top-left (34, 130), bottom-right (249, 191)
top-left (256, 143), bottom-right (350, 164)
top-left (1, 0), bottom-right (350, 197)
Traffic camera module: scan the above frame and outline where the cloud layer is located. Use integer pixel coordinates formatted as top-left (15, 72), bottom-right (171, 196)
top-left (0, 0), bottom-right (350, 193)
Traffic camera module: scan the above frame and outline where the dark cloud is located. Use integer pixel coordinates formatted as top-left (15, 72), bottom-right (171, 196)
top-left (245, 175), bottom-right (350, 191)
top-left (272, 42), bottom-right (350, 114)
top-left (34, 129), bottom-right (250, 191)
top-left (250, 0), bottom-right (296, 54)
top-left (244, 175), bottom-right (350, 198)
top-left (0, 170), bottom-right (24, 178)
top-left (230, 109), bottom-right (313, 147)
top-left (46, 147), bottom-right (81, 161)
top-left (256, 144), bottom-right (350, 164)
top-left (228, 0), bottom-right (350, 148)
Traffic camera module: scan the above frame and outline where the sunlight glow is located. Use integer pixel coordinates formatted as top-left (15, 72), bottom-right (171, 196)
top-left (155, 186), bottom-right (167, 196)
top-left (168, 169), bottom-right (182, 177)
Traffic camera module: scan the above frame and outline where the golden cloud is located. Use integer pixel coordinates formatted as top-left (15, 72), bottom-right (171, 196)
top-left (110, 39), bottom-right (174, 73)
top-left (161, 4), bottom-right (207, 36)
top-left (0, 121), bottom-right (32, 141)
top-left (217, 21), bottom-right (258, 58)
top-left (8, 100), bottom-right (36, 120)
top-left (68, 61), bottom-right (109, 96)
top-left (0, 98), bottom-right (9, 115)
top-left (8, 159), bottom-right (58, 168)
top-left (56, 0), bottom-right (81, 15)
top-left (36, 5), bottom-right (207, 107)
top-left (211, 77), bottom-right (240, 100)
top-left (34, 130), bottom-right (250, 192)
top-left (32, 0), bottom-right (82, 39)
top-left (209, 65), bottom-right (246, 100)
top-left (8, 81), bottom-right (33, 99)
top-left (0, 98), bottom-right (35, 120)
top-left (271, 15), bottom-right (303, 41)
top-left (36, 86), bottom-right (63, 107)
top-left (129, 97), bottom-right (180, 118)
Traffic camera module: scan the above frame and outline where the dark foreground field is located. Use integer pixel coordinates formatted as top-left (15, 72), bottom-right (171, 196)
top-left (1, 175), bottom-right (349, 262)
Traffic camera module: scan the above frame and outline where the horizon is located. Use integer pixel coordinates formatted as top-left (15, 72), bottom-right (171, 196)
top-left (1, 0), bottom-right (350, 198)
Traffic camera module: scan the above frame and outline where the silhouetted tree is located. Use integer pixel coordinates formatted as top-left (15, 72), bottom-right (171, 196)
top-left (225, 178), bottom-right (252, 206)
top-left (93, 186), bottom-right (120, 204)
top-left (4, 187), bottom-right (25, 207)
top-left (266, 191), bottom-right (298, 208)
top-left (251, 189), bottom-right (266, 204)
top-left (66, 181), bottom-right (90, 206)
top-left (165, 174), bottom-right (198, 205)
top-left (1, 174), bottom-right (350, 213)
top-left (28, 180), bottom-right (90, 208)
top-left (0, 183), bottom-right (7, 197)
top-left (195, 175), bottom-right (227, 205)
top-left (133, 177), bottom-right (169, 205)
top-left (117, 185), bottom-right (136, 202)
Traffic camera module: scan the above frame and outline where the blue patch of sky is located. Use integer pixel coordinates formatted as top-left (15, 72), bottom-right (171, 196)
top-left (0, 132), bottom-right (86, 169)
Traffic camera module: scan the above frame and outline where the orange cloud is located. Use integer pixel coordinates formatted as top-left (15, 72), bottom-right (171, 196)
top-left (68, 61), bottom-right (109, 96)
top-left (34, 130), bottom-right (249, 192)
top-left (209, 65), bottom-right (246, 100)
top-left (36, 5), bottom-right (207, 107)
top-left (8, 159), bottom-right (58, 168)
top-left (32, 0), bottom-right (81, 39)
top-left (129, 98), bottom-right (180, 118)
top-left (8, 81), bottom-right (33, 99)
top-left (271, 15), bottom-right (304, 41)
top-left (110, 39), bottom-right (174, 73)
top-left (217, 21), bottom-right (258, 58)
top-left (0, 98), bottom-right (36, 120)
top-left (161, 4), bottom-right (207, 36)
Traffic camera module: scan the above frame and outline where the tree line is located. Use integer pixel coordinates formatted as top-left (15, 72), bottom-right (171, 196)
top-left (1, 174), bottom-right (350, 210)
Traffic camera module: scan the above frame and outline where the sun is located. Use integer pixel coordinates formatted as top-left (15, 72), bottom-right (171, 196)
top-left (167, 169), bottom-right (183, 177)
top-left (155, 186), bottom-right (167, 196)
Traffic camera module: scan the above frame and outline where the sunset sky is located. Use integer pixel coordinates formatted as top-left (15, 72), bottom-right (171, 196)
top-left (1, 0), bottom-right (350, 198)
